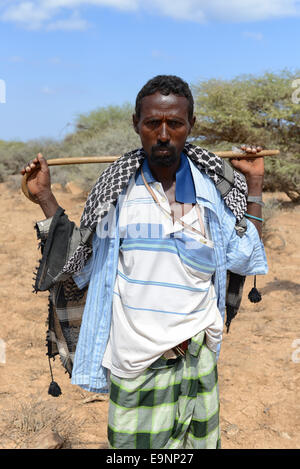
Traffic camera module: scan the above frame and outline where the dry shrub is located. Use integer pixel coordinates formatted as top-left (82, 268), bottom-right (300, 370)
top-left (262, 198), bottom-right (286, 251)
top-left (5, 175), bottom-right (22, 191)
top-left (0, 397), bottom-right (83, 449)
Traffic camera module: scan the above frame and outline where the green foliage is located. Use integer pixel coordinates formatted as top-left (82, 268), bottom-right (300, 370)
top-left (191, 70), bottom-right (300, 200)
top-left (1, 72), bottom-right (300, 200)
top-left (0, 138), bottom-right (67, 183)
top-left (0, 104), bottom-right (140, 191)
top-left (74, 102), bottom-right (134, 137)
top-left (192, 70), bottom-right (300, 147)
top-left (60, 103), bottom-right (140, 190)
top-left (263, 152), bottom-right (300, 201)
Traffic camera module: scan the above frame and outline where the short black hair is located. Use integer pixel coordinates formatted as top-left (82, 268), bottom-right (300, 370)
top-left (135, 75), bottom-right (194, 121)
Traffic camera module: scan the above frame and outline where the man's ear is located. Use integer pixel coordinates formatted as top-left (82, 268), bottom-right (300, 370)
top-left (132, 114), bottom-right (139, 135)
top-left (188, 116), bottom-right (196, 135)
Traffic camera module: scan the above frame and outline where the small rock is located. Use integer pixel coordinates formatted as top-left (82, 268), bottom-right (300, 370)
top-left (280, 432), bottom-right (292, 440)
top-left (65, 181), bottom-right (84, 195)
top-left (51, 183), bottom-right (64, 192)
top-left (30, 430), bottom-right (64, 449)
top-left (224, 424), bottom-right (239, 437)
top-left (82, 393), bottom-right (109, 404)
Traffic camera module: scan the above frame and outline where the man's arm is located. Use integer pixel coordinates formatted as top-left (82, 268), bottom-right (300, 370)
top-left (230, 145), bottom-right (264, 238)
top-left (21, 153), bottom-right (84, 291)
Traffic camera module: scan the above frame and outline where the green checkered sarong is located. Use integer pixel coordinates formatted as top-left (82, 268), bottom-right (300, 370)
top-left (108, 331), bottom-right (220, 449)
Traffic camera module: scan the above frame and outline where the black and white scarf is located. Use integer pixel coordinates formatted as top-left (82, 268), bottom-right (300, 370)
top-left (62, 143), bottom-right (248, 275)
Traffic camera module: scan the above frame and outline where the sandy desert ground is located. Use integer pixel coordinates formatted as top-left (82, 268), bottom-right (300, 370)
top-left (0, 181), bottom-right (299, 449)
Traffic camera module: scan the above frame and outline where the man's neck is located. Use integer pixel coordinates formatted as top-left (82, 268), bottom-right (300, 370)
top-left (147, 157), bottom-right (181, 192)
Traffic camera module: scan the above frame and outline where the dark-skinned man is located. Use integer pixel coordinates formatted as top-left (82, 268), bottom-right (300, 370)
top-left (22, 75), bottom-right (267, 449)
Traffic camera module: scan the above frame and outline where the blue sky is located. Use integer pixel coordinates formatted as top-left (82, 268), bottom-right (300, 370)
top-left (0, 0), bottom-right (299, 141)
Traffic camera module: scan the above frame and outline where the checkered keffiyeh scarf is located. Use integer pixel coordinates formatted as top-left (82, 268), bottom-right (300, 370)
top-left (62, 143), bottom-right (248, 275)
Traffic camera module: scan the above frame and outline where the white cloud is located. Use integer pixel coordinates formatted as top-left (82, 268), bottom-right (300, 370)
top-left (243, 31), bottom-right (264, 40)
top-left (0, 0), bottom-right (139, 30)
top-left (148, 0), bottom-right (300, 22)
top-left (1, 0), bottom-right (299, 31)
top-left (45, 0), bottom-right (138, 10)
top-left (47, 10), bottom-right (89, 30)
top-left (146, 0), bottom-right (206, 22)
top-left (1, 1), bottom-right (53, 29)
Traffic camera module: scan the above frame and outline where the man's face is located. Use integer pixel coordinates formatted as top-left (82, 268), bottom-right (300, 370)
top-left (133, 92), bottom-right (195, 168)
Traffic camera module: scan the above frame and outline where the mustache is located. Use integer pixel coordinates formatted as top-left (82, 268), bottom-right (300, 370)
top-left (151, 143), bottom-right (176, 153)
top-left (149, 143), bottom-right (178, 167)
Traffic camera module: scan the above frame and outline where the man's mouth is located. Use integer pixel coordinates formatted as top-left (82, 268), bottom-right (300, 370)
top-left (149, 144), bottom-right (178, 167)
top-left (155, 149), bottom-right (171, 156)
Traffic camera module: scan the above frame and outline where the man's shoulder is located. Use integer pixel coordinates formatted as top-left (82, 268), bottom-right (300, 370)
top-left (187, 157), bottom-right (223, 201)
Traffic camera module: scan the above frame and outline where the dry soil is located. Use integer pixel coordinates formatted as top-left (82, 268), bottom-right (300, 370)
top-left (0, 183), bottom-right (299, 449)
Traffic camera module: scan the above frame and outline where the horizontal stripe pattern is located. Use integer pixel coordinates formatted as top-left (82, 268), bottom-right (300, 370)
top-left (121, 237), bottom-right (215, 274)
top-left (71, 156), bottom-right (268, 393)
top-left (113, 291), bottom-right (217, 316)
top-left (102, 167), bottom-right (224, 379)
top-left (117, 269), bottom-right (209, 293)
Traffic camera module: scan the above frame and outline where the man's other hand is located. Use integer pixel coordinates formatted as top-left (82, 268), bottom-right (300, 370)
top-left (20, 153), bottom-right (52, 201)
top-left (20, 153), bottom-right (59, 218)
top-left (230, 145), bottom-right (264, 181)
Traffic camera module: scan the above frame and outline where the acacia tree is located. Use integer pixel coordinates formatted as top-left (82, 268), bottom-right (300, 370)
top-left (2, 72), bottom-right (300, 199)
top-left (191, 70), bottom-right (300, 201)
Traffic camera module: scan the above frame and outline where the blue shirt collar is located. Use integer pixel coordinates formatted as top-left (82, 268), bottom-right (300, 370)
top-left (135, 153), bottom-right (196, 204)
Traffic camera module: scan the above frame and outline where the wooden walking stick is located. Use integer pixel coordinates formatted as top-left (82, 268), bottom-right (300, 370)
top-left (21, 149), bottom-right (280, 203)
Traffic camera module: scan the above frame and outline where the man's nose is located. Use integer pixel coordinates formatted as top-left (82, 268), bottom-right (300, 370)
top-left (158, 123), bottom-right (170, 142)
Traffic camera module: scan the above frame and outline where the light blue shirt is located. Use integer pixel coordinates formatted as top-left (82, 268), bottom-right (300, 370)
top-left (135, 152), bottom-right (197, 204)
top-left (71, 158), bottom-right (268, 393)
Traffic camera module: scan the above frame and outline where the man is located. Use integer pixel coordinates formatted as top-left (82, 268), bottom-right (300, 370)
top-left (22, 75), bottom-right (267, 449)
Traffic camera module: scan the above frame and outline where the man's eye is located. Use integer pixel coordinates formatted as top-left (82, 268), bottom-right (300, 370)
top-left (145, 120), bottom-right (160, 128)
top-left (167, 120), bottom-right (182, 129)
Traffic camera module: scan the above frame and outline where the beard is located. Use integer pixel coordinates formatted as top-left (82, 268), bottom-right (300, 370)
top-left (147, 143), bottom-right (179, 167)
